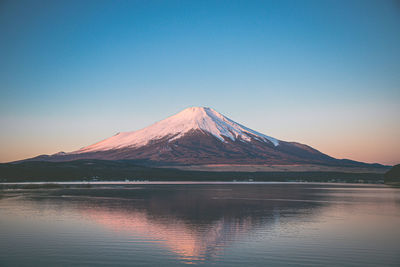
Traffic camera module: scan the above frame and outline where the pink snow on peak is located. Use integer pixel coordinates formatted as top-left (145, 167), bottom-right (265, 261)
top-left (75, 107), bottom-right (279, 153)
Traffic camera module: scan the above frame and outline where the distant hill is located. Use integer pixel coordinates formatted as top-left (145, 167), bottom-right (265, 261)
top-left (384, 164), bottom-right (400, 185)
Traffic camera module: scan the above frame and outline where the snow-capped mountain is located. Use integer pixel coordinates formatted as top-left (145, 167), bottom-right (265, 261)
top-left (77, 107), bottom-right (279, 153)
top-left (27, 107), bottom-right (363, 166)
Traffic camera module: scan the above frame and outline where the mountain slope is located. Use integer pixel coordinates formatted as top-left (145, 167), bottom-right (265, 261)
top-left (24, 107), bottom-right (377, 167)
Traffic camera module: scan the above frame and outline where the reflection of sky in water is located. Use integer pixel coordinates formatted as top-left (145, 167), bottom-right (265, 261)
top-left (1, 184), bottom-right (400, 266)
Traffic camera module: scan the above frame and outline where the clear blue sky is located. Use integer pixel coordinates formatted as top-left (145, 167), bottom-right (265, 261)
top-left (1, 0), bottom-right (399, 164)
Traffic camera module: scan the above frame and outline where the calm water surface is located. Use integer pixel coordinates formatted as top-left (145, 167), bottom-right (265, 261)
top-left (0, 183), bottom-right (399, 266)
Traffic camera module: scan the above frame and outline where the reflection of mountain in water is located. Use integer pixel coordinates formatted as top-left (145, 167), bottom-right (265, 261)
top-left (84, 208), bottom-right (254, 261)
top-left (42, 184), bottom-right (329, 262)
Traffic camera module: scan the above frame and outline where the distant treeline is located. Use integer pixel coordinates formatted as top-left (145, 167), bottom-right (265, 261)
top-left (0, 159), bottom-right (385, 183)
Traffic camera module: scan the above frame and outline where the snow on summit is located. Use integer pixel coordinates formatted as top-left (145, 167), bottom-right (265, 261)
top-left (76, 107), bottom-right (279, 153)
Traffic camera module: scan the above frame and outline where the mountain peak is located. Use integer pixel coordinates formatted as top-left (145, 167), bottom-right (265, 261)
top-left (182, 106), bottom-right (211, 112)
top-left (175, 106), bottom-right (214, 120)
top-left (176, 106), bottom-right (222, 122)
top-left (76, 107), bottom-right (279, 154)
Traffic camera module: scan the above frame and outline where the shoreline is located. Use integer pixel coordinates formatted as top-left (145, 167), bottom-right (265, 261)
top-left (0, 181), bottom-right (386, 186)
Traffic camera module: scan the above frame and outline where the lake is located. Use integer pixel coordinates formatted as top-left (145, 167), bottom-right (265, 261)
top-left (0, 183), bottom-right (399, 266)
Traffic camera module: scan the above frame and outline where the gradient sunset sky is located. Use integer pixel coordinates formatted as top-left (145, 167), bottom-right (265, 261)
top-left (1, 0), bottom-right (399, 165)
